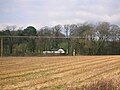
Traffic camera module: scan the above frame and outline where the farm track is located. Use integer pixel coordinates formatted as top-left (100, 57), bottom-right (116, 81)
top-left (0, 56), bottom-right (120, 90)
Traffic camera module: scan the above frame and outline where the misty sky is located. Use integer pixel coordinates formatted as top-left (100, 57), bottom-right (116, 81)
top-left (0, 0), bottom-right (120, 29)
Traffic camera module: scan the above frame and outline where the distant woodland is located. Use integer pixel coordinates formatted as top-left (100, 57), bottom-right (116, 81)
top-left (0, 22), bottom-right (120, 56)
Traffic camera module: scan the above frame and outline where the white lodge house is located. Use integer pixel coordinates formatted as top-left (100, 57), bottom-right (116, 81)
top-left (43, 49), bottom-right (65, 55)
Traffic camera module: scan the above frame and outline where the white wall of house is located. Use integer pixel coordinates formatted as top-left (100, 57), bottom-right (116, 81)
top-left (43, 49), bottom-right (65, 54)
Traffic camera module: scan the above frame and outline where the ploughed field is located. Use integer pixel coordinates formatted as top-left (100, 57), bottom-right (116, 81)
top-left (0, 56), bottom-right (120, 90)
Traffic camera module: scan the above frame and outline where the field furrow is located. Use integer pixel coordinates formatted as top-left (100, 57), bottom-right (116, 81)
top-left (0, 56), bottom-right (120, 90)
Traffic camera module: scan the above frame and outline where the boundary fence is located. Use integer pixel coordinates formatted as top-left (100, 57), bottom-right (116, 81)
top-left (0, 36), bottom-right (86, 57)
top-left (0, 36), bottom-right (120, 57)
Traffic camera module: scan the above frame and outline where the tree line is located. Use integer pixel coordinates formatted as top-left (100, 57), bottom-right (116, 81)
top-left (0, 22), bottom-right (120, 56)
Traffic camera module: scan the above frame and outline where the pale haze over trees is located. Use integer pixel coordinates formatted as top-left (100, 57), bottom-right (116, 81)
top-left (0, 0), bottom-right (120, 28)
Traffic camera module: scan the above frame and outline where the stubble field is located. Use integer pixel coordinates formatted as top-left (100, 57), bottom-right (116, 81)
top-left (0, 56), bottom-right (120, 90)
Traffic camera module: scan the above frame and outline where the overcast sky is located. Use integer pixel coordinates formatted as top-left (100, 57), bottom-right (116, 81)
top-left (0, 0), bottom-right (120, 29)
